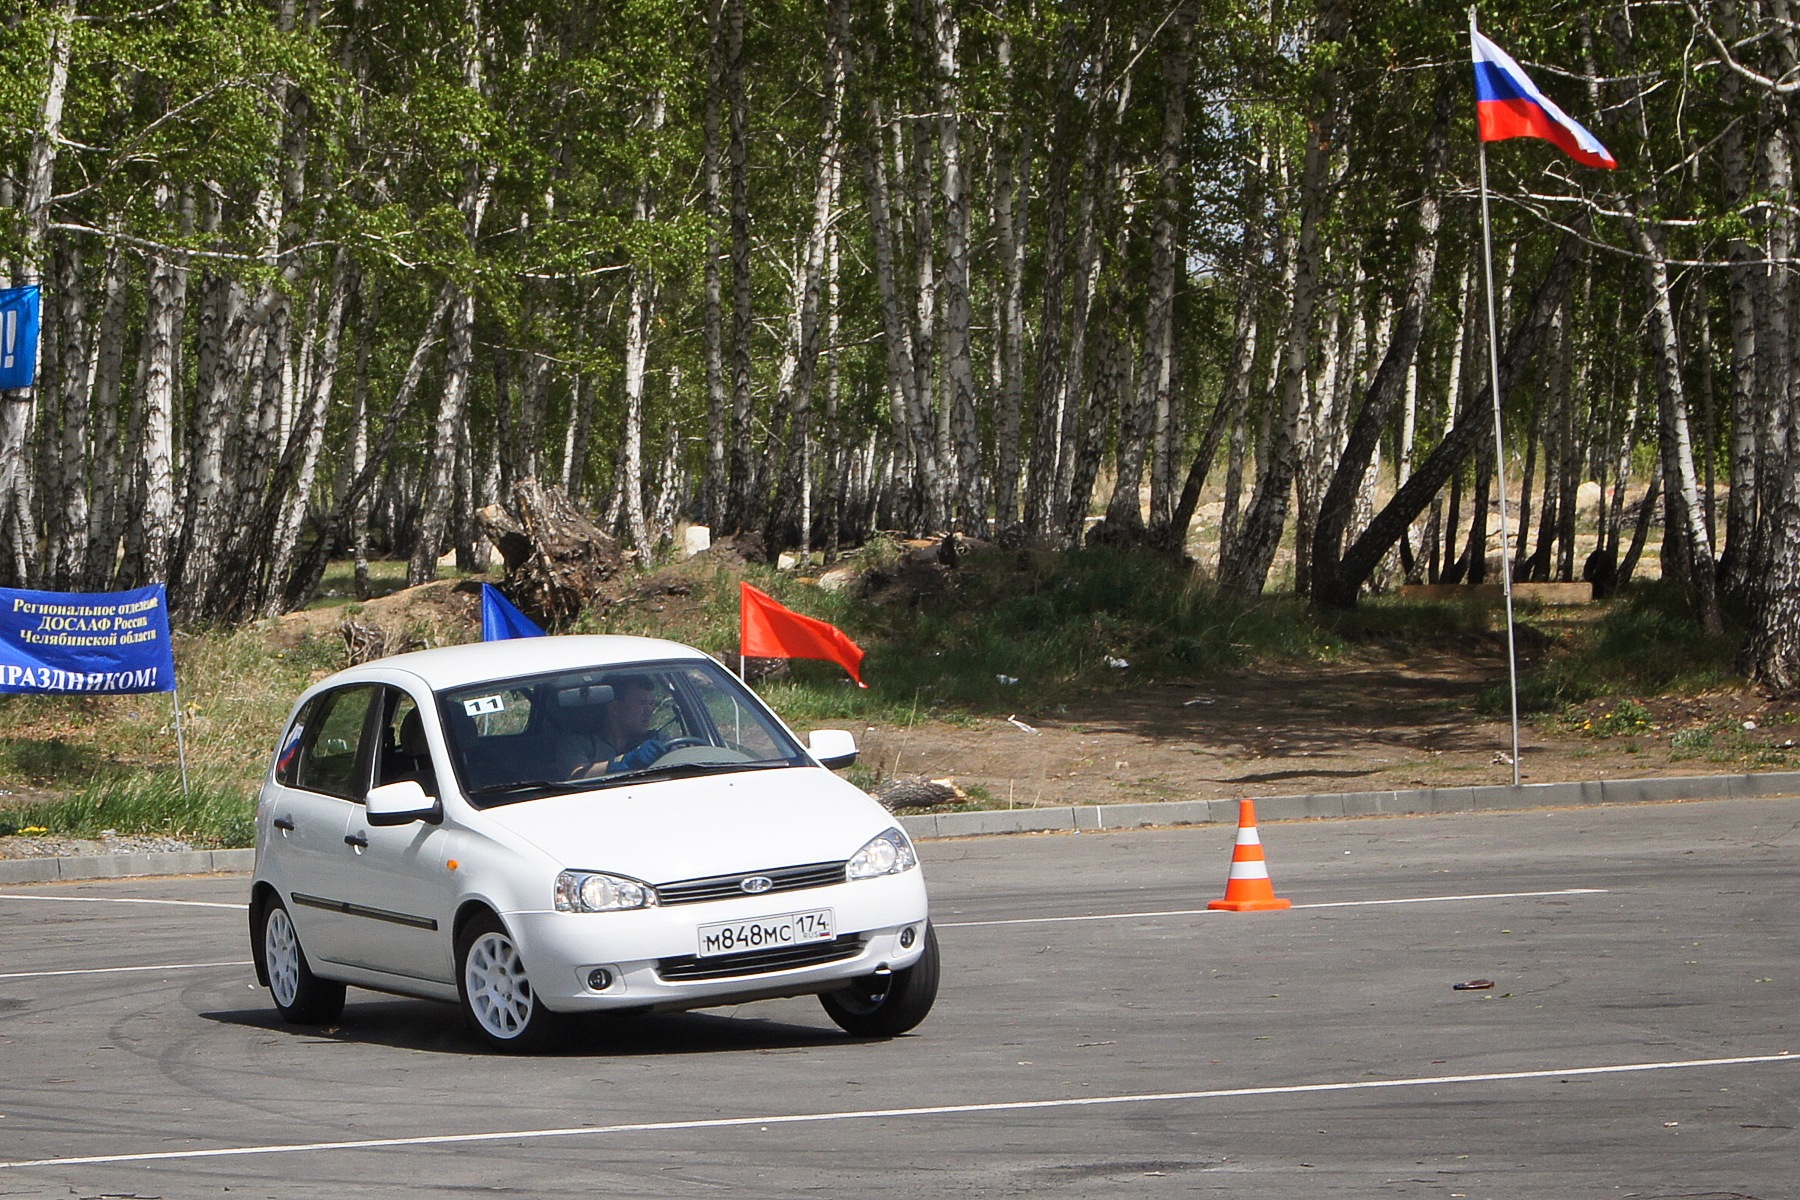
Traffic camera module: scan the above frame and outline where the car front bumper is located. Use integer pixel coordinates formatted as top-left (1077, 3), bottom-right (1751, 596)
top-left (505, 870), bottom-right (930, 1012)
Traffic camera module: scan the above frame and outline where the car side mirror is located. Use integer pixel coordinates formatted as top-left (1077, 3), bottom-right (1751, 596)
top-left (807, 729), bottom-right (858, 771)
top-left (366, 780), bottom-right (441, 826)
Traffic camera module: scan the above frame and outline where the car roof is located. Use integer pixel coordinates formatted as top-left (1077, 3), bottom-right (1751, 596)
top-left (330, 635), bottom-right (714, 692)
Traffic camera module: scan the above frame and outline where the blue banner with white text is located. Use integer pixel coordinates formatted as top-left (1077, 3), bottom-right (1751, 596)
top-left (0, 287), bottom-right (41, 389)
top-left (0, 584), bottom-right (177, 694)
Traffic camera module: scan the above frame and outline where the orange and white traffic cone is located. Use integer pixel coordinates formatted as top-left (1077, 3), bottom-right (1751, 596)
top-left (1207, 798), bottom-right (1291, 912)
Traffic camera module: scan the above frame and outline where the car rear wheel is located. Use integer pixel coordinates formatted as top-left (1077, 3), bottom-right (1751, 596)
top-left (820, 923), bottom-right (939, 1037)
top-left (263, 898), bottom-right (346, 1025)
top-left (457, 912), bottom-right (556, 1052)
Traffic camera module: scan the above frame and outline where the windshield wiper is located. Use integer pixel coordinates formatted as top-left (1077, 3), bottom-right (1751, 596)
top-left (596, 759), bottom-right (792, 786)
top-left (466, 778), bottom-right (599, 801)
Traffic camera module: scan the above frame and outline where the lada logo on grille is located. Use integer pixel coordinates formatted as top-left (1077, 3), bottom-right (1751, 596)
top-left (740, 876), bottom-right (774, 894)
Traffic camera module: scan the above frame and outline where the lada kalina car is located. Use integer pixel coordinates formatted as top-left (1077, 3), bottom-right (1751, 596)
top-left (248, 635), bottom-right (935, 1051)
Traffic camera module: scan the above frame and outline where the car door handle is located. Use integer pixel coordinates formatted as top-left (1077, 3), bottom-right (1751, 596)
top-left (344, 832), bottom-right (368, 849)
top-left (273, 817), bottom-right (295, 831)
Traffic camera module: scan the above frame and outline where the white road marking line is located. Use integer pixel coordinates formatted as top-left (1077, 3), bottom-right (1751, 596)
top-left (0, 1051), bottom-right (1790, 1170)
top-left (938, 888), bottom-right (1608, 928)
top-left (0, 960), bottom-right (253, 981)
top-left (0, 889), bottom-right (1603, 981)
top-left (0, 893), bottom-right (245, 910)
top-left (0, 887), bottom-right (1602, 923)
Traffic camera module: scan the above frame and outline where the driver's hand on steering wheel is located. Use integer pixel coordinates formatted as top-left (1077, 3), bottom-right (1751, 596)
top-left (610, 738), bottom-right (669, 772)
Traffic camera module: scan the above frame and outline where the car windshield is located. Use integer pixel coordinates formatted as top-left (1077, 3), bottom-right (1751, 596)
top-left (439, 658), bottom-right (810, 807)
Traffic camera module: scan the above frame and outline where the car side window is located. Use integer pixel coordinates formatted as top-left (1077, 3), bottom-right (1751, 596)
top-left (292, 684), bottom-right (380, 800)
top-left (373, 688), bottom-right (437, 798)
top-left (274, 697), bottom-right (316, 787)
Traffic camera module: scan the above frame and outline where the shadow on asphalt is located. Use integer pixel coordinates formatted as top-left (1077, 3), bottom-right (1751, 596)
top-left (201, 999), bottom-right (871, 1056)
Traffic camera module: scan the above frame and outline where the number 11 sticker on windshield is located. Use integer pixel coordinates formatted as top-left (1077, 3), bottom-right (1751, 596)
top-left (463, 695), bottom-right (506, 716)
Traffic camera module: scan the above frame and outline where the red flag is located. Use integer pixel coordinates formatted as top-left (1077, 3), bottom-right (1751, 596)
top-left (739, 582), bottom-right (866, 687)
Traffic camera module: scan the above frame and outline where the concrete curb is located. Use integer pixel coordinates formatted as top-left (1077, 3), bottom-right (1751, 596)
top-left (895, 769), bottom-right (1800, 842)
top-left (5, 770), bottom-right (1800, 885)
top-left (0, 847), bottom-right (254, 886)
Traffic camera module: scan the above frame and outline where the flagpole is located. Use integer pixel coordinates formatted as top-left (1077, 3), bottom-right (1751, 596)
top-left (1472, 7), bottom-right (1523, 787)
top-left (171, 687), bottom-right (191, 797)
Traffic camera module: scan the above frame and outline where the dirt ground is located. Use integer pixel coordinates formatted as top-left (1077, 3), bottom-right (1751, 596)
top-left (854, 644), bottom-right (1800, 810)
top-left (12, 543), bottom-right (1796, 865)
top-left (247, 563), bottom-right (1800, 812)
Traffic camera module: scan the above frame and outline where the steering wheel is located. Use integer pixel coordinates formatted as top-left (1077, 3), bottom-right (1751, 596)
top-left (656, 737), bottom-right (707, 754)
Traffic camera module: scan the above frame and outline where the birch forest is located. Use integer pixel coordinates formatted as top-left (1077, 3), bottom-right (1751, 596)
top-left (3, 0), bottom-right (1800, 690)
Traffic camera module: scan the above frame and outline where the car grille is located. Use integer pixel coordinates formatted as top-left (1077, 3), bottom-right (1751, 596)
top-left (656, 935), bottom-right (865, 982)
top-left (654, 860), bottom-right (847, 906)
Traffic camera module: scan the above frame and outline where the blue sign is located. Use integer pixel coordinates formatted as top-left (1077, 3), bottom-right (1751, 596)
top-left (481, 584), bottom-right (546, 640)
top-left (0, 286), bottom-right (41, 389)
top-left (0, 584), bottom-right (176, 694)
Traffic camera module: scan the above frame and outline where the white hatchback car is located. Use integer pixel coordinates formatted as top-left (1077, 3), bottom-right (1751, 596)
top-left (249, 635), bottom-right (935, 1051)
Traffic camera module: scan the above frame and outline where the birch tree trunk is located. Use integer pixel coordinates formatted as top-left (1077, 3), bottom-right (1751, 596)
top-left (123, 188), bottom-right (186, 587)
top-left (857, 96), bottom-right (937, 532)
top-left (723, 0), bottom-right (756, 531)
top-left (46, 236), bottom-right (89, 588)
top-left (1022, 43), bottom-right (1083, 537)
top-left (701, 0), bottom-right (728, 528)
top-left (172, 246), bottom-right (254, 610)
top-left (1308, 105), bottom-right (1449, 601)
top-left (1328, 228), bottom-right (1585, 602)
top-left (1629, 219), bottom-right (1724, 634)
top-left (989, 19), bottom-right (1028, 533)
top-left (258, 253), bottom-right (353, 616)
top-left (618, 256), bottom-right (656, 553)
top-left (82, 245), bottom-right (130, 589)
top-left (1747, 125), bottom-right (1791, 593)
top-left (1055, 65), bottom-right (1128, 540)
top-left (283, 286), bottom-right (453, 609)
top-left (0, 0), bottom-right (74, 583)
top-left (411, 284), bottom-right (478, 584)
top-left (1151, 11), bottom-right (1198, 536)
top-left (615, 90), bottom-right (668, 554)
top-left (409, 0), bottom-right (490, 585)
top-left (1218, 96), bottom-right (1332, 596)
top-left (1107, 5), bottom-right (1194, 540)
top-left (929, 0), bottom-right (978, 532)
top-left (766, 8), bottom-right (843, 548)
top-left (1713, 0), bottom-right (1759, 598)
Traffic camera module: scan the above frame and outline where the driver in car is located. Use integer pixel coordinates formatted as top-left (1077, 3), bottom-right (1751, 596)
top-left (566, 675), bottom-right (671, 778)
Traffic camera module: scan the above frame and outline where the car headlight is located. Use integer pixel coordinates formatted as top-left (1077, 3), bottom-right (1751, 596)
top-left (846, 828), bottom-right (918, 880)
top-left (555, 870), bottom-right (658, 912)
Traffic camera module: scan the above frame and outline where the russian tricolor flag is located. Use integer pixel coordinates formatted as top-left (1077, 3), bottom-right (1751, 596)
top-left (1471, 26), bottom-right (1615, 170)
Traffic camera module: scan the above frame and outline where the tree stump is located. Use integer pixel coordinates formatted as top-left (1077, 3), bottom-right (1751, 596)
top-left (476, 478), bottom-right (625, 629)
top-left (873, 775), bottom-right (968, 812)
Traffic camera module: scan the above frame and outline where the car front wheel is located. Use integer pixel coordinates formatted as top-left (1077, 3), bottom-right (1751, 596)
top-left (457, 912), bottom-right (556, 1052)
top-left (262, 898), bottom-right (346, 1025)
top-left (820, 922), bottom-right (939, 1037)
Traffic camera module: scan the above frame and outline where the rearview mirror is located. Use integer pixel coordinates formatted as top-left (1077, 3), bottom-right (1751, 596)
top-left (807, 729), bottom-right (858, 771)
top-left (365, 780), bottom-right (441, 826)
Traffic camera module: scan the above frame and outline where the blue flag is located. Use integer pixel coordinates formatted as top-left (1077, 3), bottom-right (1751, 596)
top-left (481, 584), bottom-right (546, 640)
top-left (0, 583), bottom-right (177, 693)
top-left (0, 287), bottom-right (41, 389)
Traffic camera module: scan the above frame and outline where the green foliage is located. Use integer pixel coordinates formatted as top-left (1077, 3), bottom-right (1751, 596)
top-left (598, 547), bottom-right (1338, 730)
top-left (0, 769), bottom-right (256, 847)
top-left (1482, 582), bottom-right (1744, 716)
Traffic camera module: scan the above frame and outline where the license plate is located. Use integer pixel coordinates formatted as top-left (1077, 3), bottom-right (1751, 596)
top-left (697, 909), bottom-right (835, 957)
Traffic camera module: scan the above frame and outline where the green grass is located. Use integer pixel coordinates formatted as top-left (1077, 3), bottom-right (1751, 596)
top-left (5, 549), bottom-right (1751, 846)
top-left (0, 769), bottom-right (256, 847)
top-left (594, 546), bottom-right (1345, 729)
top-left (0, 624), bottom-right (343, 846)
top-left (306, 558), bottom-right (423, 609)
top-left (1479, 581), bottom-right (1744, 715)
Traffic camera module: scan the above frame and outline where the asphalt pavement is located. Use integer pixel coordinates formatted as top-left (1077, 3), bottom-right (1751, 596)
top-left (2, 795), bottom-right (1797, 1197)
